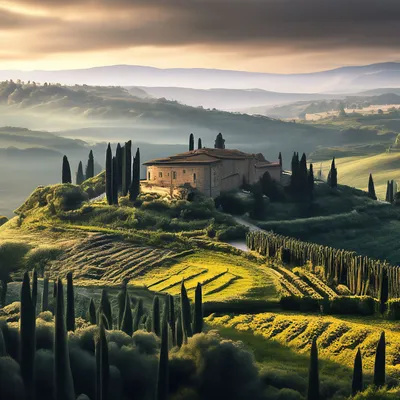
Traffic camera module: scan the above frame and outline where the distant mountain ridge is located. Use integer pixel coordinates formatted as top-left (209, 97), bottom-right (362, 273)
top-left (2, 62), bottom-right (400, 93)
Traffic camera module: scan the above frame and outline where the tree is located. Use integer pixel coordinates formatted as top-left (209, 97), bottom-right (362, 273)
top-left (31, 268), bottom-right (38, 313)
top-left (62, 155), bottom-right (72, 184)
top-left (54, 279), bottom-right (76, 400)
top-left (85, 150), bottom-right (95, 180)
top-left (129, 148), bottom-right (140, 201)
top-left (112, 156), bottom-right (119, 205)
top-left (278, 152), bottom-right (282, 167)
top-left (117, 281), bottom-right (127, 330)
top-left (189, 133), bottom-right (194, 151)
top-left (152, 296), bottom-right (161, 337)
top-left (105, 143), bottom-right (113, 206)
top-left (122, 141), bottom-right (132, 196)
top-left (121, 292), bottom-right (133, 336)
top-left (378, 269), bottom-right (388, 315)
top-left (386, 180), bottom-right (393, 203)
top-left (66, 272), bottom-right (75, 332)
top-left (214, 133), bottom-right (225, 149)
top-left (156, 306), bottom-right (169, 400)
top-left (299, 153), bottom-right (308, 195)
top-left (352, 348), bottom-right (363, 396)
top-left (116, 143), bottom-right (123, 191)
top-left (308, 163), bottom-right (315, 199)
top-left (133, 299), bottom-right (144, 332)
top-left (168, 295), bottom-right (176, 346)
top-left (328, 158), bottom-right (337, 188)
top-left (368, 174), bottom-right (377, 200)
top-left (180, 281), bottom-right (192, 340)
top-left (42, 276), bottom-right (49, 312)
top-left (100, 289), bottom-right (113, 330)
top-left (88, 299), bottom-right (97, 325)
top-left (76, 161), bottom-right (85, 185)
top-left (307, 337), bottom-right (319, 400)
top-left (374, 332), bottom-right (385, 388)
top-left (198, 138), bottom-right (202, 149)
top-left (249, 183), bottom-right (265, 220)
top-left (290, 152), bottom-right (299, 192)
top-left (20, 272), bottom-right (36, 399)
top-left (95, 317), bottom-right (109, 400)
top-left (175, 315), bottom-right (183, 348)
top-left (193, 283), bottom-right (203, 334)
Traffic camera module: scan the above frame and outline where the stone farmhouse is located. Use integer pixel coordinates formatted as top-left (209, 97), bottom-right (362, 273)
top-left (143, 146), bottom-right (282, 198)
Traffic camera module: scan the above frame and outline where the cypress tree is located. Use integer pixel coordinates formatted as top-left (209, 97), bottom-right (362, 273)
top-left (352, 348), bottom-right (363, 396)
top-left (152, 296), bottom-right (161, 337)
top-left (0, 328), bottom-right (6, 356)
top-left (121, 292), bottom-right (133, 336)
top-left (156, 308), bottom-right (169, 400)
top-left (278, 152), bottom-right (282, 167)
top-left (374, 332), bottom-right (386, 388)
top-left (105, 143), bottom-right (113, 206)
top-left (299, 153), bottom-right (308, 196)
top-left (95, 317), bottom-right (109, 400)
top-left (66, 272), bottom-right (75, 332)
top-left (62, 155), bottom-right (72, 184)
top-left (378, 269), bottom-right (388, 315)
top-left (31, 268), bottom-right (38, 313)
top-left (129, 148), bottom-right (140, 201)
top-left (54, 279), bottom-right (76, 400)
top-left (168, 295), bottom-right (176, 346)
top-left (180, 281), bottom-right (192, 339)
top-left (117, 282), bottom-right (127, 330)
top-left (133, 299), bottom-right (144, 332)
top-left (116, 143), bottom-right (123, 191)
top-left (368, 173), bottom-right (377, 200)
top-left (175, 315), bottom-right (183, 348)
top-left (198, 138), bottom-right (202, 149)
top-left (290, 152), bottom-right (299, 192)
top-left (308, 163), bottom-right (315, 200)
top-left (42, 276), bottom-right (49, 312)
top-left (20, 271), bottom-right (36, 399)
top-left (112, 156), bottom-right (119, 205)
top-left (328, 158), bottom-right (337, 188)
top-left (85, 150), bottom-right (94, 180)
top-left (76, 161), bottom-right (85, 185)
top-left (307, 337), bottom-right (319, 400)
top-left (122, 141), bottom-right (132, 196)
top-left (214, 132), bottom-right (225, 149)
top-left (385, 180), bottom-right (392, 203)
top-left (100, 290), bottom-right (112, 330)
top-left (88, 299), bottom-right (97, 325)
top-left (193, 283), bottom-right (203, 334)
top-left (52, 280), bottom-right (57, 315)
top-left (189, 133), bottom-right (194, 151)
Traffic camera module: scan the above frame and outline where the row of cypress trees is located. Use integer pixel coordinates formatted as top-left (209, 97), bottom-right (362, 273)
top-left (10, 272), bottom-right (204, 399)
top-left (246, 231), bottom-right (400, 301)
top-left (105, 142), bottom-right (140, 205)
top-left (188, 133), bottom-right (203, 151)
top-left (290, 152), bottom-right (314, 200)
top-left (62, 151), bottom-right (95, 185)
top-left (307, 332), bottom-right (386, 399)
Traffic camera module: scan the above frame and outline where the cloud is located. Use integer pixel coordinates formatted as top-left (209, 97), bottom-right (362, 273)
top-left (2, 0), bottom-right (400, 68)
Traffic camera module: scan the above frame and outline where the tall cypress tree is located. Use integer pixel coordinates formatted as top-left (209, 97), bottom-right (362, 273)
top-left (374, 332), bottom-right (386, 388)
top-left (175, 314), bottom-right (183, 348)
top-left (121, 291), bottom-right (133, 336)
top-left (299, 153), bottom-right (308, 197)
top-left (76, 161), bottom-right (85, 185)
top-left (278, 152), bottom-right (282, 167)
top-left (31, 268), bottom-right (38, 313)
top-left (129, 148), bottom-right (140, 201)
top-left (368, 173), bottom-right (377, 200)
top-left (105, 143), bottom-right (113, 206)
top-left (193, 283), bottom-right (203, 334)
top-left (180, 281), bottom-right (192, 339)
top-left (307, 337), bottom-right (319, 400)
top-left (122, 141), bottom-right (132, 196)
top-left (88, 299), bottom-right (97, 325)
top-left (168, 295), bottom-right (176, 346)
top-left (95, 317), bottom-right (109, 400)
top-left (54, 279), bottom-right (76, 400)
top-left (156, 306), bottom-right (169, 400)
top-left (66, 272), bottom-right (75, 332)
top-left (152, 296), bottom-right (161, 337)
top-left (189, 133), bottom-right (194, 151)
top-left (352, 348), bottom-right (363, 396)
top-left (100, 289), bottom-right (112, 330)
top-left (198, 138), bottom-right (202, 149)
top-left (117, 281), bottom-right (127, 330)
top-left (214, 133), bottom-right (225, 149)
top-left (133, 299), bottom-right (144, 332)
top-left (308, 163), bottom-right (315, 200)
top-left (85, 150), bottom-right (94, 180)
top-left (385, 180), bottom-right (392, 203)
top-left (116, 143), bottom-right (123, 191)
top-left (378, 269), bottom-right (388, 315)
top-left (62, 155), bottom-right (72, 184)
top-left (20, 272), bottom-right (36, 400)
top-left (112, 156), bottom-right (119, 206)
top-left (290, 152), bottom-right (299, 193)
top-left (42, 276), bottom-right (49, 312)
top-left (328, 158), bottom-right (337, 188)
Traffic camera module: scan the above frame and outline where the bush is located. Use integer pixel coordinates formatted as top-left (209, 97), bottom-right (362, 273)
top-left (329, 296), bottom-right (376, 316)
top-left (52, 185), bottom-right (88, 212)
top-left (215, 192), bottom-right (248, 215)
top-left (0, 216), bottom-right (7, 226)
top-left (280, 296), bottom-right (320, 312)
top-left (216, 225), bottom-right (248, 241)
top-left (386, 299), bottom-right (400, 320)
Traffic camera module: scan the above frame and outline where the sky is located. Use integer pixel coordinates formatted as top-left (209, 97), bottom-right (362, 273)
top-left (1, 0), bottom-right (400, 73)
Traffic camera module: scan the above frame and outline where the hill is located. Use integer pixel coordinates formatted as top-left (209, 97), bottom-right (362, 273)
top-left (2, 61), bottom-right (400, 92)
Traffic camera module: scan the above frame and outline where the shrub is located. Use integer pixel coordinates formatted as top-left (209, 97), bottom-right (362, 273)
top-left (215, 192), bottom-right (248, 215)
top-left (386, 299), bottom-right (400, 320)
top-left (328, 296), bottom-right (376, 316)
top-left (0, 216), bottom-right (7, 226)
top-left (52, 185), bottom-right (88, 212)
top-left (216, 225), bottom-right (248, 241)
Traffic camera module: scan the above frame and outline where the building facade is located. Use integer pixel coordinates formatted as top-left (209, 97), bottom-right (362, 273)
top-left (143, 148), bottom-right (282, 197)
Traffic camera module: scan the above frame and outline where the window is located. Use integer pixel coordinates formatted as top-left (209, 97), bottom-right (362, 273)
top-left (159, 172), bottom-right (163, 178)
top-left (172, 171), bottom-right (177, 180)
top-left (148, 172), bottom-right (151, 180)
top-left (183, 170), bottom-right (186, 174)
top-left (193, 173), bottom-right (197, 182)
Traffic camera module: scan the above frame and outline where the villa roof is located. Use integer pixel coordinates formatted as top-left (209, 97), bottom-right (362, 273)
top-left (143, 148), bottom-right (278, 166)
